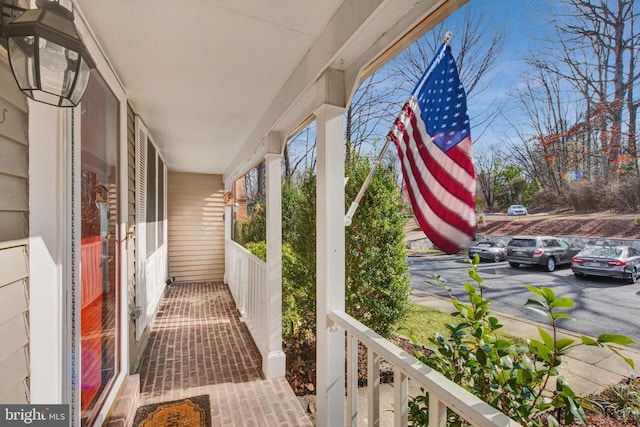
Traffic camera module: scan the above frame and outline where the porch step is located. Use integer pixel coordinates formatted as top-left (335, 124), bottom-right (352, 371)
top-left (105, 374), bottom-right (140, 427)
top-left (208, 377), bottom-right (313, 426)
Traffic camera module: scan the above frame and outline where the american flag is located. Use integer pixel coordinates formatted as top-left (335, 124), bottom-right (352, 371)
top-left (388, 42), bottom-right (475, 254)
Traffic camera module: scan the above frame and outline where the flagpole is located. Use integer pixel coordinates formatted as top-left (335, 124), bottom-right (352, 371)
top-left (344, 32), bottom-right (453, 227)
top-left (345, 135), bottom-right (392, 226)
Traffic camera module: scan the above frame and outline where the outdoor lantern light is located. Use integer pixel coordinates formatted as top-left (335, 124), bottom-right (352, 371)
top-left (0, 0), bottom-right (95, 107)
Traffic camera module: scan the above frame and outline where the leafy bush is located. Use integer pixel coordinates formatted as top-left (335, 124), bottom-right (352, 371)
top-left (604, 175), bottom-right (640, 212)
top-left (529, 188), bottom-right (564, 210)
top-left (281, 172), bottom-right (318, 336)
top-left (406, 256), bottom-right (635, 426)
top-left (344, 156), bottom-right (410, 337)
top-left (591, 378), bottom-right (640, 424)
top-left (240, 154), bottom-right (409, 339)
top-left (244, 241), bottom-right (306, 339)
top-left (568, 176), bottom-right (640, 212)
top-left (235, 203), bottom-right (266, 245)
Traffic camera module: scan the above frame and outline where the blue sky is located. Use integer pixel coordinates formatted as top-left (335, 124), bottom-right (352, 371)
top-left (383, 0), bottom-right (560, 155)
top-left (442, 0), bottom-right (554, 152)
top-left (286, 0), bottom-right (559, 163)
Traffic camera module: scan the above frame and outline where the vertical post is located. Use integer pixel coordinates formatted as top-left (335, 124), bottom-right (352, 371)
top-left (429, 394), bottom-right (447, 427)
top-left (29, 102), bottom-right (65, 404)
top-left (315, 67), bottom-right (346, 427)
top-left (223, 183), bottom-right (232, 286)
top-left (263, 132), bottom-right (286, 378)
top-left (346, 333), bottom-right (359, 427)
top-left (393, 371), bottom-right (408, 426)
top-left (367, 349), bottom-right (380, 427)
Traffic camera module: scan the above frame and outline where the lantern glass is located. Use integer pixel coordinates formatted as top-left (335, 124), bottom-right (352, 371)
top-left (39, 38), bottom-right (72, 96)
top-left (7, 35), bottom-right (37, 90)
top-left (69, 56), bottom-right (90, 106)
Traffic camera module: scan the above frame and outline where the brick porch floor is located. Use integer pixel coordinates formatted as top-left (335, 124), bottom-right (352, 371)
top-left (135, 282), bottom-right (312, 426)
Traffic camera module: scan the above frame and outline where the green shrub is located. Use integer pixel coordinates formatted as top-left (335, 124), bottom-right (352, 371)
top-left (406, 256), bottom-right (635, 426)
top-left (344, 156), bottom-right (410, 337)
top-left (591, 379), bottom-right (640, 424)
top-left (244, 241), bottom-right (305, 339)
top-left (235, 203), bottom-right (266, 245)
top-left (252, 155), bottom-right (410, 339)
top-left (239, 154), bottom-right (410, 339)
top-left (281, 172), bottom-right (318, 336)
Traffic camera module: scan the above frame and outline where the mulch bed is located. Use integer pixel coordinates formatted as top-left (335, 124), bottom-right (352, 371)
top-left (284, 334), bottom-right (431, 396)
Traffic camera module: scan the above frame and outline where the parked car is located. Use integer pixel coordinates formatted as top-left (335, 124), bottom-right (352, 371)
top-left (507, 204), bottom-right (528, 216)
top-left (571, 245), bottom-right (640, 284)
top-left (506, 236), bottom-right (581, 272)
top-left (468, 241), bottom-right (507, 263)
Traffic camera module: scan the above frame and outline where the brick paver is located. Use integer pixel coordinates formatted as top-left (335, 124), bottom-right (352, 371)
top-left (135, 282), bottom-right (312, 426)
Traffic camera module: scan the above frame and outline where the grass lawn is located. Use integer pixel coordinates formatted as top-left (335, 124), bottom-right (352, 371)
top-left (395, 301), bottom-right (527, 347)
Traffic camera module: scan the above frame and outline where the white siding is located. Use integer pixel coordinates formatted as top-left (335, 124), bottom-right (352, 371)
top-left (168, 172), bottom-right (225, 282)
top-left (0, 57), bottom-right (28, 242)
top-left (0, 241), bottom-right (29, 404)
top-left (0, 55), bottom-right (30, 404)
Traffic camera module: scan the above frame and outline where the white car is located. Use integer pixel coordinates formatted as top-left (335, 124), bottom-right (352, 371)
top-left (507, 204), bottom-right (527, 216)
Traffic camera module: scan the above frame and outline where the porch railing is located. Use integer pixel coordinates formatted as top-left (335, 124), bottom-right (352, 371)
top-left (226, 237), bottom-right (520, 425)
top-left (226, 240), bottom-right (267, 353)
top-left (328, 309), bottom-right (522, 427)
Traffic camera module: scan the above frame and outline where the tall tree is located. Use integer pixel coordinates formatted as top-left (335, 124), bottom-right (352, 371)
top-left (391, 6), bottom-right (506, 143)
top-left (285, 4), bottom-right (507, 175)
top-left (345, 71), bottom-right (403, 163)
top-left (535, 0), bottom-right (640, 176)
top-left (475, 148), bottom-right (502, 210)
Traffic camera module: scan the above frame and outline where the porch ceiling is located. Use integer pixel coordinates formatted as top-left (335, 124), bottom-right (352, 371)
top-left (73, 0), bottom-right (458, 179)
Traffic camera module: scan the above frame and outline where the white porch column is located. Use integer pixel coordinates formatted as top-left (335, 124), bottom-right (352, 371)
top-left (315, 68), bottom-right (346, 427)
top-left (264, 132), bottom-right (286, 378)
top-left (223, 184), bottom-right (232, 286)
top-left (29, 102), bottom-right (65, 404)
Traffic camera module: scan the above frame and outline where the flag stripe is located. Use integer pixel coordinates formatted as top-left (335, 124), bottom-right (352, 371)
top-left (407, 98), bottom-right (476, 181)
top-left (390, 105), bottom-right (474, 235)
top-left (394, 138), bottom-right (473, 235)
top-left (405, 99), bottom-right (475, 207)
top-left (398, 144), bottom-right (472, 253)
top-left (390, 101), bottom-right (475, 207)
top-left (390, 101), bottom-right (475, 224)
top-left (388, 42), bottom-right (475, 254)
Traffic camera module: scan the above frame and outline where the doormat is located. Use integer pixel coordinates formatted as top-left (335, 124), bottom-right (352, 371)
top-left (133, 395), bottom-right (211, 427)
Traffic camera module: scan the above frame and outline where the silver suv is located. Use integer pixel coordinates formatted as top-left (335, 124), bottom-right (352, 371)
top-left (506, 236), bottom-right (581, 272)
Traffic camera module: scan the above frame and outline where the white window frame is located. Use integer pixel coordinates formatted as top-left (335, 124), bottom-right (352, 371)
top-left (63, 12), bottom-right (128, 426)
top-left (134, 116), bottom-right (168, 340)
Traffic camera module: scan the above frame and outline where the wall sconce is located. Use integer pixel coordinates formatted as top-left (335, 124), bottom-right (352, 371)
top-left (0, 0), bottom-right (95, 107)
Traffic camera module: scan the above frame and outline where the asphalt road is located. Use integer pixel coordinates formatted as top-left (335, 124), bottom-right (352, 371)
top-left (408, 254), bottom-right (640, 347)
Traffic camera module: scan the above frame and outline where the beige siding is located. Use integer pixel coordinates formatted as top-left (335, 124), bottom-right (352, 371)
top-left (0, 59), bottom-right (30, 403)
top-left (0, 241), bottom-right (29, 404)
top-left (0, 58), bottom-right (28, 242)
top-left (168, 172), bottom-right (225, 282)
